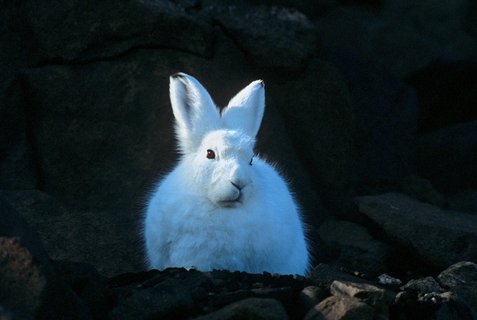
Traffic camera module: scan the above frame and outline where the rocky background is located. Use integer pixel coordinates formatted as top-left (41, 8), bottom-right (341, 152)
top-left (1, 0), bottom-right (477, 319)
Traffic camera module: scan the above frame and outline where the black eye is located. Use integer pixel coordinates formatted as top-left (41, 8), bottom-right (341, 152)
top-left (249, 157), bottom-right (254, 166)
top-left (206, 149), bottom-right (215, 159)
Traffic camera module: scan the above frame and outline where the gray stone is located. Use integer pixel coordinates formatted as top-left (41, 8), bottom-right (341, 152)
top-left (356, 193), bottom-right (477, 269)
top-left (401, 277), bottom-right (444, 294)
top-left (438, 261), bottom-right (477, 289)
top-left (377, 274), bottom-right (402, 287)
top-left (331, 281), bottom-right (387, 307)
top-left (304, 295), bottom-right (374, 320)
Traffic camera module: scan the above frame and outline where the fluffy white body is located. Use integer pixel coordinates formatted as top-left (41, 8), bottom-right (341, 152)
top-left (144, 73), bottom-right (309, 275)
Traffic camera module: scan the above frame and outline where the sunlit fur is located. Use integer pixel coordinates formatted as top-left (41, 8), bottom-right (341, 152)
top-left (144, 73), bottom-right (309, 275)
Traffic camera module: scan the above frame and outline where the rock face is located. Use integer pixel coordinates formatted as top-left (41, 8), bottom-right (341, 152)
top-left (0, 197), bottom-right (90, 319)
top-left (417, 120), bottom-right (477, 193)
top-left (313, 0), bottom-right (477, 77)
top-left (356, 193), bottom-right (477, 269)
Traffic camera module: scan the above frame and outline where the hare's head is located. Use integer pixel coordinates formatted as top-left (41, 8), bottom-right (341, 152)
top-left (169, 73), bottom-right (265, 208)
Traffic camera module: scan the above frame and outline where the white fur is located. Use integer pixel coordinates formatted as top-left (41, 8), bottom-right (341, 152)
top-left (144, 73), bottom-right (309, 275)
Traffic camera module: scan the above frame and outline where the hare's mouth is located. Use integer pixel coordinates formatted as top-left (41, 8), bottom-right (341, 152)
top-left (219, 200), bottom-right (242, 208)
top-left (218, 194), bottom-right (243, 208)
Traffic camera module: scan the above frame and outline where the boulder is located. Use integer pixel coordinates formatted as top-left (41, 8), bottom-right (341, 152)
top-left (356, 193), bottom-right (477, 269)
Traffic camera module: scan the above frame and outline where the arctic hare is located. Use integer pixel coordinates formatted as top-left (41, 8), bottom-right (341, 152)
top-left (144, 73), bottom-right (309, 275)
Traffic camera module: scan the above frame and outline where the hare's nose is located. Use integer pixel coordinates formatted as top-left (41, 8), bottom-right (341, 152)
top-left (230, 180), bottom-right (245, 191)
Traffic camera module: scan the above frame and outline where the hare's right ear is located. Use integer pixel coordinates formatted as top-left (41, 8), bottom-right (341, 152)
top-left (169, 73), bottom-right (221, 154)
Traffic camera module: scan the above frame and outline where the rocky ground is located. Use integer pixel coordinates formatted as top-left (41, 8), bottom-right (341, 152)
top-left (1, 0), bottom-right (477, 319)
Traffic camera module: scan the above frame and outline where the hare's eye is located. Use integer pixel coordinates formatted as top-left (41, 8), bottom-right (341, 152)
top-left (206, 149), bottom-right (215, 159)
top-left (249, 157), bottom-right (254, 166)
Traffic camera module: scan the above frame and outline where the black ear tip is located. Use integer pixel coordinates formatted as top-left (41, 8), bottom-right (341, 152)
top-left (171, 72), bottom-right (185, 79)
top-left (258, 80), bottom-right (265, 87)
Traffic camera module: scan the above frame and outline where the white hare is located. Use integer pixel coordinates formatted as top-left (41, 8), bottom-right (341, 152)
top-left (144, 72), bottom-right (309, 275)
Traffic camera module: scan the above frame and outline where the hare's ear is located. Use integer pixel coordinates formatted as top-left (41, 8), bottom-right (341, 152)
top-left (222, 80), bottom-right (265, 138)
top-left (169, 73), bottom-right (221, 154)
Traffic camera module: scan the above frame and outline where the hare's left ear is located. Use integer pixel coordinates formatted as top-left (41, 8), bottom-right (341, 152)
top-left (222, 80), bottom-right (265, 138)
top-left (169, 73), bottom-right (221, 154)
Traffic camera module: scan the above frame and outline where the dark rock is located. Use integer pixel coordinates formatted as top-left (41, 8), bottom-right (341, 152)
top-left (377, 274), bottom-right (402, 288)
top-left (318, 219), bottom-right (390, 276)
top-left (308, 263), bottom-right (370, 289)
top-left (55, 260), bottom-right (115, 320)
top-left (0, 2), bottom-right (40, 67)
top-left (25, 0), bottom-right (214, 63)
top-left (110, 268), bottom-right (305, 319)
top-left (406, 60), bottom-right (477, 134)
top-left (0, 67), bottom-right (37, 189)
top-left (397, 175), bottom-right (446, 208)
top-left (0, 197), bottom-right (91, 319)
top-left (193, 298), bottom-right (288, 320)
top-left (313, 2), bottom-right (477, 77)
top-left (250, 0), bottom-right (340, 17)
top-left (448, 189), bottom-right (477, 214)
top-left (401, 277), bottom-right (444, 295)
top-left (304, 295), bottom-right (374, 320)
top-left (330, 280), bottom-right (387, 309)
top-left (417, 120), bottom-right (477, 192)
top-left (270, 58), bottom-right (356, 217)
top-left (437, 261), bottom-right (477, 319)
top-left (438, 261), bottom-right (477, 289)
top-left (299, 286), bottom-right (329, 310)
top-left (205, 4), bottom-right (316, 70)
top-left (0, 190), bottom-right (143, 276)
top-left (318, 46), bottom-right (418, 192)
top-left (356, 193), bottom-right (477, 269)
